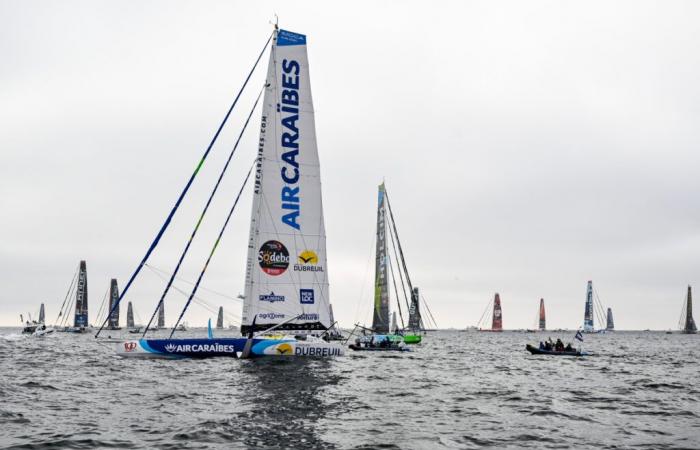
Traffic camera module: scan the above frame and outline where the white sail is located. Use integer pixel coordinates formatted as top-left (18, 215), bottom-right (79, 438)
top-left (242, 29), bottom-right (330, 334)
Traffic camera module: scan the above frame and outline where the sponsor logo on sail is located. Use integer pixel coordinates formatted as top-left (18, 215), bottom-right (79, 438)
top-left (259, 312), bottom-right (285, 320)
top-left (294, 250), bottom-right (324, 272)
top-left (300, 289), bottom-right (315, 304)
top-left (279, 57), bottom-right (302, 231)
top-left (259, 292), bottom-right (285, 303)
top-left (298, 313), bottom-right (319, 321)
top-left (258, 240), bottom-right (290, 276)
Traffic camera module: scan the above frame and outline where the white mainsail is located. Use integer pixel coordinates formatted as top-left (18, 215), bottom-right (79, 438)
top-left (242, 29), bottom-right (330, 334)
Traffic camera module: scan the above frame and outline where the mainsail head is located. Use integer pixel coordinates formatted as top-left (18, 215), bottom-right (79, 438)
top-left (74, 260), bottom-right (88, 327)
top-left (241, 29), bottom-right (331, 335)
top-left (492, 293), bottom-right (503, 331)
top-left (583, 280), bottom-right (594, 332)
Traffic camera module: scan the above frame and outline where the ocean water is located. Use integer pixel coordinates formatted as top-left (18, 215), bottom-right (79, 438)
top-left (0, 329), bottom-right (698, 449)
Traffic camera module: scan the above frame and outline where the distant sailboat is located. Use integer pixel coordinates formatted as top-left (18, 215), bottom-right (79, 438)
top-left (64, 260), bottom-right (90, 333)
top-left (606, 307), bottom-right (615, 331)
top-left (492, 294), bottom-right (503, 332)
top-left (216, 307), bottom-right (224, 329)
top-left (39, 303), bottom-right (45, 324)
top-left (157, 302), bottom-right (165, 329)
top-left (680, 285), bottom-right (697, 334)
top-left (539, 298), bottom-right (546, 331)
top-left (106, 279), bottom-right (121, 330)
top-left (583, 281), bottom-right (594, 333)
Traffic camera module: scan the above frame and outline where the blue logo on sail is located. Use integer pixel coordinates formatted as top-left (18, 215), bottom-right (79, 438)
top-left (300, 289), bottom-right (314, 304)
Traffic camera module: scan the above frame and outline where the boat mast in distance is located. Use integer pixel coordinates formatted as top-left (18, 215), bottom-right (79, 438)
top-left (126, 302), bottom-right (135, 329)
top-left (408, 287), bottom-right (422, 331)
top-left (681, 285), bottom-right (697, 334)
top-left (107, 279), bottom-right (120, 329)
top-left (583, 280), bottom-right (594, 332)
top-left (157, 302), bottom-right (165, 328)
top-left (74, 261), bottom-right (88, 328)
top-left (606, 307), bottom-right (615, 331)
top-left (539, 298), bottom-right (546, 331)
top-left (492, 293), bottom-right (503, 331)
top-left (216, 307), bottom-right (224, 329)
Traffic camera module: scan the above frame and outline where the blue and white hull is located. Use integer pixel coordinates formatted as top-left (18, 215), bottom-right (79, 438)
top-left (116, 337), bottom-right (344, 358)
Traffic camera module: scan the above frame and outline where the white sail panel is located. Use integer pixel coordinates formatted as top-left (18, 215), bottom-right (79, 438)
top-left (242, 29), bottom-right (330, 333)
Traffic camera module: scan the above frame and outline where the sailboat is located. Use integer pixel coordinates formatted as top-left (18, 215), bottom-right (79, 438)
top-left (680, 285), bottom-right (697, 334)
top-left (56, 261), bottom-right (90, 333)
top-left (350, 183), bottom-right (428, 350)
top-left (126, 301), bottom-right (142, 334)
top-left (478, 293), bottom-right (503, 332)
top-left (216, 307), bottom-right (224, 329)
top-left (111, 26), bottom-right (343, 358)
top-left (606, 307), bottom-right (614, 331)
top-left (583, 280), bottom-right (609, 333)
top-left (105, 279), bottom-right (121, 330)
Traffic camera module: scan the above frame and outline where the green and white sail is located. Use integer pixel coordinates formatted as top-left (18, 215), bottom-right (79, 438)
top-left (371, 183), bottom-right (390, 333)
top-left (242, 29), bottom-right (330, 334)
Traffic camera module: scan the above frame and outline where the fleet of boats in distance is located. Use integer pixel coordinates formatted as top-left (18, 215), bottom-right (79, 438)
top-left (15, 25), bottom-right (698, 358)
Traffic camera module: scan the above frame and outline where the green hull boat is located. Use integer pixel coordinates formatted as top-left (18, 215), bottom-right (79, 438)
top-left (402, 334), bottom-right (422, 344)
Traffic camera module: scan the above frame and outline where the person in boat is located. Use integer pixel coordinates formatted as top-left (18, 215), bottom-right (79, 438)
top-left (544, 340), bottom-right (553, 351)
top-left (555, 339), bottom-right (564, 351)
top-left (565, 342), bottom-right (574, 351)
top-left (539, 341), bottom-right (545, 350)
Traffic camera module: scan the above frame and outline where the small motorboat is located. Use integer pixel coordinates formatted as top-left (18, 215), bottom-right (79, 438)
top-left (32, 325), bottom-right (55, 337)
top-left (348, 334), bottom-right (411, 352)
top-left (526, 344), bottom-right (586, 356)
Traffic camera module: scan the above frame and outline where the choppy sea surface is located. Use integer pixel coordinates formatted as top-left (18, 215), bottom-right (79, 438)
top-left (0, 329), bottom-right (698, 449)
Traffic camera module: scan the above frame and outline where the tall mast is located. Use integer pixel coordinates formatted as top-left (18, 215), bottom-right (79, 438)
top-left (371, 183), bottom-right (390, 333)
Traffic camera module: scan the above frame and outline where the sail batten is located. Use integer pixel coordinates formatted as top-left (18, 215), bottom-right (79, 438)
top-left (241, 29), bottom-right (331, 334)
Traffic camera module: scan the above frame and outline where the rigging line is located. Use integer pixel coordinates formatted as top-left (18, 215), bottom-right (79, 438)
top-left (170, 160), bottom-right (255, 338)
top-left (144, 263), bottom-right (243, 303)
top-left (96, 32), bottom-right (273, 338)
top-left (386, 211), bottom-right (412, 317)
top-left (142, 85), bottom-right (265, 336)
top-left (53, 264), bottom-right (79, 325)
top-left (384, 190), bottom-right (414, 292)
top-left (420, 294), bottom-right (439, 329)
top-left (678, 291), bottom-right (687, 330)
top-left (95, 287), bottom-right (110, 326)
top-left (477, 297), bottom-right (493, 328)
top-left (387, 246), bottom-right (406, 330)
top-left (60, 280), bottom-right (79, 327)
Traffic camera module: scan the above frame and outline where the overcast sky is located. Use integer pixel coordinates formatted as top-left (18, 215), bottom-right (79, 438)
top-left (2, 1), bottom-right (699, 330)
